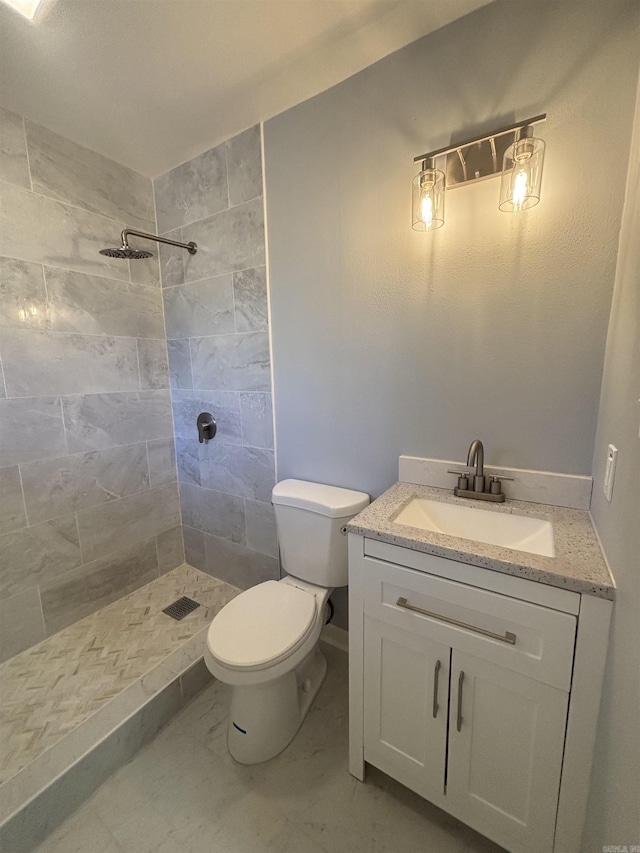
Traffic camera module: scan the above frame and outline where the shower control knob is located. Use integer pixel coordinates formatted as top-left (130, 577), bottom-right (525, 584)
top-left (197, 412), bottom-right (217, 443)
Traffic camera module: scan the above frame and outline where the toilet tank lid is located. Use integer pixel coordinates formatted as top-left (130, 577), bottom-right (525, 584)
top-left (272, 479), bottom-right (370, 518)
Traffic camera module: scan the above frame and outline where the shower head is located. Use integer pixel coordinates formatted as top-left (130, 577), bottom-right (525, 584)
top-left (99, 228), bottom-right (197, 260)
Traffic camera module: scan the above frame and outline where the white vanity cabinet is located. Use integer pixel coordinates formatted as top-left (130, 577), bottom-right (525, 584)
top-left (349, 536), bottom-right (612, 853)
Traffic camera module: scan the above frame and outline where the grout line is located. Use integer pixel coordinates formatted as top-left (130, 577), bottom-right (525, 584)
top-left (173, 193), bottom-right (263, 233)
top-left (135, 339), bottom-right (143, 391)
top-left (21, 115), bottom-right (34, 193)
top-left (160, 262), bottom-right (265, 290)
top-left (15, 463), bottom-right (30, 529)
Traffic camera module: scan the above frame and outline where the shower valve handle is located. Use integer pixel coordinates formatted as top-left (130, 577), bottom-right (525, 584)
top-left (197, 412), bottom-right (217, 443)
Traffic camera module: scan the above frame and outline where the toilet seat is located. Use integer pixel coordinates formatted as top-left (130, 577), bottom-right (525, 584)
top-left (206, 581), bottom-right (318, 671)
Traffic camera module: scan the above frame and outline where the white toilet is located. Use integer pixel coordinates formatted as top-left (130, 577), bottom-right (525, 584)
top-left (204, 478), bottom-right (369, 765)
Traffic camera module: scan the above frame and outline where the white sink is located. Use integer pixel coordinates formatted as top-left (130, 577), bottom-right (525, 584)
top-left (393, 498), bottom-right (555, 557)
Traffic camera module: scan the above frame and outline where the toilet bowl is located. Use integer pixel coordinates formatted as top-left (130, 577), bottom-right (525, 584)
top-left (204, 479), bottom-right (369, 765)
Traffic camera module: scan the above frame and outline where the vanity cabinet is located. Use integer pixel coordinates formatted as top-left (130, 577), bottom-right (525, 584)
top-left (349, 536), bottom-right (612, 853)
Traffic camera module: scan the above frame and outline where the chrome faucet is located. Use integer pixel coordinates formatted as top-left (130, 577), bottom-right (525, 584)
top-left (448, 439), bottom-right (513, 503)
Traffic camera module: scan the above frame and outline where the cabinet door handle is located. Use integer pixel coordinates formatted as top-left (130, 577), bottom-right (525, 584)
top-left (432, 659), bottom-right (441, 719)
top-left (395, 597), bottom-right (516, 646)
top-left (456, 670), bottom-right (465, 732)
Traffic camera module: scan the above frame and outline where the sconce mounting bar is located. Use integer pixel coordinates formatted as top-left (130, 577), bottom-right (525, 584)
top-left (414, 114), bottom-right (546, 163)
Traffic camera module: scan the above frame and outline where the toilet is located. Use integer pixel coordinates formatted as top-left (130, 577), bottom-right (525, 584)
top-left (204, 478), bottom-right (369, 765)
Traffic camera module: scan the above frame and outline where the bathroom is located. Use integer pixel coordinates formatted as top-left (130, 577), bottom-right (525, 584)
top-left (0, 0), bottom-right (638, 850)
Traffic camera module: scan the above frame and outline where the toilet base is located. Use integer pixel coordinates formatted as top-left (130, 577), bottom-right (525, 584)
top-left (227, 644), bottom-right (327, 765)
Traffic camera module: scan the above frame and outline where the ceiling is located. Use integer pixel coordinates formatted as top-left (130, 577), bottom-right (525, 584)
top-left (0, 0), bottom-right (493, 178)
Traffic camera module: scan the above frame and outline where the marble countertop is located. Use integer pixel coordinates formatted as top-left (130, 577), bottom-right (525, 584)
top-left (347, 483), bottom-right (614, 600)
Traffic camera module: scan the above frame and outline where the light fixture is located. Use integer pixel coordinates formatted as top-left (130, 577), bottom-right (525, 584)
top-left (413, 114), bottom-right (546, 231)
top-left (1, 0), bottom-right (44, 20)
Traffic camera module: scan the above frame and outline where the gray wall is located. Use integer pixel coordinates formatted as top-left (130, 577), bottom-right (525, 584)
top-left (584, 78), bottom-right (640, 850)
top-left (153, 126), bottom-right (279, 590)
top-left (0, 108), bottom-right (182, 663)
top-left (265, 0), bottom-right (640, 499)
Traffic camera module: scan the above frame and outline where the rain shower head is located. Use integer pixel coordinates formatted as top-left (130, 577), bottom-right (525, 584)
top-left (99, 228), bottom-right (197, 260)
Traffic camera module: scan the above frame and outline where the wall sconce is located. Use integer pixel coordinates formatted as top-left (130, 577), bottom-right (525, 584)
top-left (412, 114), bottom-right (546, 231)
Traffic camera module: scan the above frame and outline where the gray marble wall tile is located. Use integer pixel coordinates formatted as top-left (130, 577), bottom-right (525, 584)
top-left (40, 537), bottom-right (160, 635)
top-left (128, 246), bottom-right (161, 289)
top-left (0, 514), bottom-right (81, 598)
top-left (167, 340), bottom-right (193, 390)
top-left (233, 266), bottom-right (268, 332)
top-left (147, 437), bottom-right (177, 488)
top-left (245, 499), bottom-right (278, 558)
top-left (0, 588), bottom-right (46, 664)
top-left (137, 339), bottom-right (169, 390)
top-left (158, 229), bottom-right (185, 288)
top-left (163, 275), bottom-right (234, 339)
top-left (156, 525), bottom-right (184, 573)
top-left (182, 197), bottom-right (265, 281)
top-left (20, 444), bottom-right (149, 525)
top-left (0, 182), bottom-right (131, 282)
top-left (240, 392), bottom-right (274, 449)
top-left (226, 125), bottom-right (262, 206)
top-left (0, 397), bottom-right (67, 466)
top-left (200, 444), bottom-right (275, 502)
top-left (0, 465), bottom-right (27, 535)
top-left (0, 256), bottom-right (48, 330)
top-left (0, 106), bottom-right (30, 189)
top-left (25, 120), bottom-right (154, 228)
top-left (62, 391), bottom-right (172, 453)
top-left (45, 268), bottom-right (164, 338)
top-left (175, 436), bottom-right (202, 486)
top-left (171, 389), bottom-right (241, 444)
top-left (179, 482), bottom-right (245, 544)
top-left (190, 331), bottom-right (270, 392)
top-left (0, 357), bottom-right (5, 398)
top-left (204, 532), bottom-right (279, 589)
top-left (183, 524), bottom-right (206, 571)
top-left (1, 329), bottom-right (140, 397)
top-left (76, 482), bottom-right (180, 564)
top-left (154, 144), bottom-right (228, 233)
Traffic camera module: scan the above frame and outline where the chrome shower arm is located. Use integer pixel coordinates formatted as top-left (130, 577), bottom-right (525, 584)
top-left (121, 228), bottom-right (197, 254)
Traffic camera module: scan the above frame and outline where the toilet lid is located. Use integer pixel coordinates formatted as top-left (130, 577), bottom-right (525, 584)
top-left (206, 581), bottom-right (317, 670)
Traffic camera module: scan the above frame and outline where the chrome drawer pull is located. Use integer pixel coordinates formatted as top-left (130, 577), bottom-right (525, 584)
top-left (456, 670), bottom-right (465, 732)
top-left (395, 597), bottom-right (517, 646)
top-left (433, 659), bottom-right (441, 719)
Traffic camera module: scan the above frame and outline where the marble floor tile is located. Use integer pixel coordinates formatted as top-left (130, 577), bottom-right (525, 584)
top-left (0, 106), bottom-right (30, 189)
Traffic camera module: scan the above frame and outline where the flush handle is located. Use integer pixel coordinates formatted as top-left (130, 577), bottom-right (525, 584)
top-left (197, 412), bottom-right (217, 444)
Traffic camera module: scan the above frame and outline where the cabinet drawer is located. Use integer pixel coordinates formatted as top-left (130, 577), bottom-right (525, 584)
top-left (363, 557), bottom-right (576, 691)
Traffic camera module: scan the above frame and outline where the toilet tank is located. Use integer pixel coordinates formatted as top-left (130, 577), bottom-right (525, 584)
top-left (272, 479), bottom-right (370, 587)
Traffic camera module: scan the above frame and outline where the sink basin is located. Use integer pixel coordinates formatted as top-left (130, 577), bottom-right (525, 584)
top-left (393, 498), bottom-right (555, 557)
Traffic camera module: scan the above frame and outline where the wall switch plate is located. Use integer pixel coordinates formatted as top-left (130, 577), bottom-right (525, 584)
top-left (603, 444), bottom-right (618, 502)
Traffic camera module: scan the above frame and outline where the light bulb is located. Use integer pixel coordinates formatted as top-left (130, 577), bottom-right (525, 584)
top-left (421, 194), bottom-right (433, 228)
top-left (512, 170), bottom-right (528, 208)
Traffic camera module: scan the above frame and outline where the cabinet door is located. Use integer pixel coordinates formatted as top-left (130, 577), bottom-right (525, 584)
top-left (447, 650), bottom-right (568, 853)
top-left (363, 616), bottom-right (449, 805)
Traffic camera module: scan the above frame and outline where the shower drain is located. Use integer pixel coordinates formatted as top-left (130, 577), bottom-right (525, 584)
top-left (162, 596), bottom-right (201, 621)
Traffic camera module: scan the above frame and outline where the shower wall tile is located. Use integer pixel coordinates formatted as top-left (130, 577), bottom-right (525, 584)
top-left (0, 256), bottom-right (48, 331)
top-left (25, 120), bottom-right (155, 228)
top-left (154, 144), bottom-right (228, 233)
top-left (62, 390), bottom-right (173, 453)
top-left (40, 537), bottom-right (160, 635)
top-left (183, 524), bottom-right (206, 571)
top-left (175, 436), bottom-right (202, 486)
top-left (20, 444), bottom-right (150, 525)
top-left (245, 499), bottom-right (278, 559)
top-left (156, 525), bottom-right (184, 572)
top-left (200, 444), bottom-right (275, 502)
top-left (182, 197), bottom-right (265, 281)
top-left (164, 274), bottom-right (235, 339)
top-left (190, 331), bottom-right (270, 392)
top-left (179, 482), bottom-right (245, 544)
top-left (233, 266), bottom-right (268, 332)
top-left (0, 466), bottom-right (27, 536)
top-left (0, 357), bottom-right (6, 398)
top-left (158, 229), bottom-right (185, 288)
top-left (128, 247), bottom-right (161, 289)
top-left (147, 437), bottom-right (177, 488)
top-left (0, 588), bottom-right (46, 665)
top-left (0, 514), bottom-right (81, 598)
top-left (171, 389), bottom-right (241, 444)
top-left (0, 182), bottom-right (131, 282)
top-left (167, 340), bottom-right (193, 390)
top-left (226, 125), bottom-right (262, 207)
top-left (1, 329), bottom-right (140, 397)
top-left (137, 338), bottom-right (169, 390)
top-left (0, 397), bottom-right (67, 467)
top-left (204, 532), bottom-right (278, 589)
top-left (45, 268), bottom-right (164, 338)
top-left (76, 482), bottom-right (180, 564)
top-left (0, 106), bottom-right (30, 190)
top-left (240, 392), bottom-right (274, 449)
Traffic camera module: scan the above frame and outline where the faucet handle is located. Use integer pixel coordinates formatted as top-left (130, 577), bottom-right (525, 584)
top-left (490, 474), bottom-right (514, 482)
top-left (447, 467), bottom-right (475, 475)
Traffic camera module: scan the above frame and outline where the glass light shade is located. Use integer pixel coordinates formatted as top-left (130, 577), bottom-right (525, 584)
top-left (499, 136), bottom-right (545, 212)
top-left (412, 165), bottom-right (445, 231)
